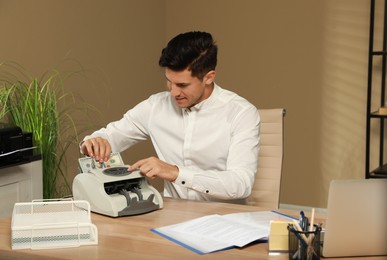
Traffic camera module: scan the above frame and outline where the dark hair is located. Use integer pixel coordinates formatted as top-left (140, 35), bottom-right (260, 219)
top-left (159, 31), bottom-right (218, 79)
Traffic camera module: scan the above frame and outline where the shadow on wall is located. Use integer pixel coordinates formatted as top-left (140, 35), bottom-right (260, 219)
top-left (320, 1), bottom-right (373, 207)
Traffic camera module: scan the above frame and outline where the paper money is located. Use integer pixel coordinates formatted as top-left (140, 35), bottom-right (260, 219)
top-left (78, 152), bottom-right (124, 173)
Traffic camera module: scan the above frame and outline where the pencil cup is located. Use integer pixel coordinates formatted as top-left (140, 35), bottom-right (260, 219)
top-left (287, 224), bottom-right (321, 260)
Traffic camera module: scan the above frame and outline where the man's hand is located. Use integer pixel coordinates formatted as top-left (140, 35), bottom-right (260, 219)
top-left (128, 156), bottom-right (179, 182)
top-left (81, 137), bottom-right (111, 162)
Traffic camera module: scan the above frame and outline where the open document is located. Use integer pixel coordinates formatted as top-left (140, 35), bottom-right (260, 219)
top-left (151, 211), bottom-right (295, 254)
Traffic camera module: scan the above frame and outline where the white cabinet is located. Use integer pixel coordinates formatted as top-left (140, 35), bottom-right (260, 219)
top-left (0, 159), bottom-right (43, 217)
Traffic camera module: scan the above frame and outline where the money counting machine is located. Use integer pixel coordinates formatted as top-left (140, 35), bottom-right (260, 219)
top-left (73, 155), bottom-right (163, 217)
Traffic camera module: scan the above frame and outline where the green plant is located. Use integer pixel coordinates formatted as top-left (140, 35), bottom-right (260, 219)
top-left (0, 62), bottom-right (98, 199)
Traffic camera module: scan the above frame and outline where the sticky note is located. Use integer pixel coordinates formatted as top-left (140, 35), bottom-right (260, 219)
top-left (269, 221), bottom-right (292, 252)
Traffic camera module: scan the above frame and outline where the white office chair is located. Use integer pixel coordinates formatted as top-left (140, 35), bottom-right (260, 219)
top-left (246, 108), bottom-right (286, 209)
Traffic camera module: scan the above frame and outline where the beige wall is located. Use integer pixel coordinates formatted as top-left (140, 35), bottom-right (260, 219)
top-left (0, 0), bottom-right (380, 208)
top-left (0, 0), bottom-right (165, 191)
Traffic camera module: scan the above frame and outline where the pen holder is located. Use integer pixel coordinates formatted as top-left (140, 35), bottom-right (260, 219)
top-left (288, 224), bottom-right (321, 260)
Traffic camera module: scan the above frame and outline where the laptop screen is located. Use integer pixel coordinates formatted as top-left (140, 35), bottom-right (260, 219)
top-left (322, 179), bottom-right (387, 258)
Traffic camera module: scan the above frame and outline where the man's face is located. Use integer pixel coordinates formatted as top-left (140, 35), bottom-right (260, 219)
top-left (165, 68), bottom-right (214, 109)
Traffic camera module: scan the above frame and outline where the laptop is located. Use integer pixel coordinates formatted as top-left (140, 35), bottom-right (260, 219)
top-left (321, 178), bottom-right (387, 258)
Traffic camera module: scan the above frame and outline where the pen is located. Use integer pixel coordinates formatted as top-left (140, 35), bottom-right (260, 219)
top-left (299, 211), bottom-right (309, 231)
top-left (299, 211), bottom-right (304, 230)
top-left (307, 208), bottom-right (316, 246)
top-left (309, 208), bottom-right (315, 232)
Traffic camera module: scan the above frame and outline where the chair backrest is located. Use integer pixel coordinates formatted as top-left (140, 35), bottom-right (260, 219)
top-left (246, 108), bottom-right (285, 209)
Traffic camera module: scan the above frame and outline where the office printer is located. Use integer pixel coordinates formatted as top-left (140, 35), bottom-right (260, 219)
top-left (0, 123), bottom-right (34, 167)
top-left (73, 154), bottom-right (163, 217)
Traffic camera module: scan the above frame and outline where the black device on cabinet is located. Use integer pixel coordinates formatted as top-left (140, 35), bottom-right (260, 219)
top-left (0, 123), bottom-right (34, 167)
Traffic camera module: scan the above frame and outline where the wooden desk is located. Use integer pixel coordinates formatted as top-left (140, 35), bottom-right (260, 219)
top-left (0, 198), bottom-right (384, 260)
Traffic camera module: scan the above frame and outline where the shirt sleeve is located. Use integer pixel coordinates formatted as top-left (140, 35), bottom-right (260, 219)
top-left (82, 99), bottom-right (152, 153)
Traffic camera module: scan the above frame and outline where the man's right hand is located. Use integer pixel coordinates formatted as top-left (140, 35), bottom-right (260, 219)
top-left (81, 137), bottom-right (112, 162)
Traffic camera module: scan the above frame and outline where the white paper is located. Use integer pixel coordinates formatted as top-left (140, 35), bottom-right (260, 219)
top-left (152, 211), bottom-right (294, 254)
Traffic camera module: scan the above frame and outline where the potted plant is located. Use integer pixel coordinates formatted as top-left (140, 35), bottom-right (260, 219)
top-left (0, 62), bottom-right (97, 199)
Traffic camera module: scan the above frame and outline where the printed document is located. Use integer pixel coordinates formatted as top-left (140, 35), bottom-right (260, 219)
top-left (151, 211), bottom-right (294, 254)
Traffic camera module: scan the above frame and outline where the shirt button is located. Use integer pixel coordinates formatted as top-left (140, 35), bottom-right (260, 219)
top-left (181, 181), bottom-right (186, 185)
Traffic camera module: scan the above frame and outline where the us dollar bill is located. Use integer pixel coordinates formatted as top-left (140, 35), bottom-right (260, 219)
top-left (79, 152), bottom-right (124, 173)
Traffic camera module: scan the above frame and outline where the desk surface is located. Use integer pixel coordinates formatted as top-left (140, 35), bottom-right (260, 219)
top-left (0, 198), bottom-right (384, 260)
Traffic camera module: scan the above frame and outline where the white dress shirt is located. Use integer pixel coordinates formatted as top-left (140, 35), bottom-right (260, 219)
top-left (84, 84), bottom-right (260, 202)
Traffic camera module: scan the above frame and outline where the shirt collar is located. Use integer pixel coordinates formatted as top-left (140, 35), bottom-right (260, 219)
top-left (184, 83), bottom-right (220, 112)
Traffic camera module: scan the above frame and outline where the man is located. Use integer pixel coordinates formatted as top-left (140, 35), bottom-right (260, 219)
top-left (81, 31), bottom-right (260, 203)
